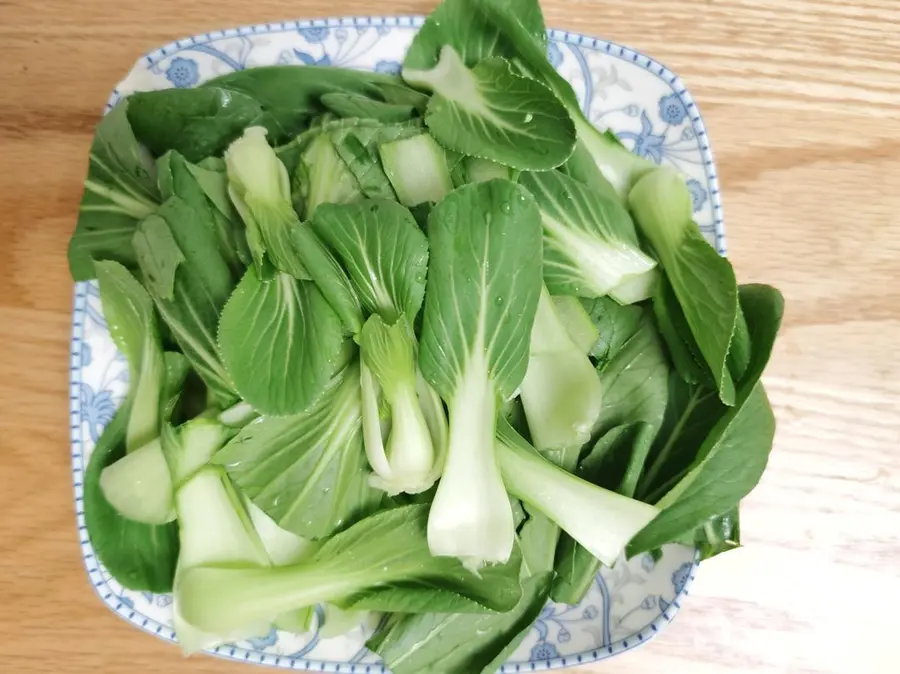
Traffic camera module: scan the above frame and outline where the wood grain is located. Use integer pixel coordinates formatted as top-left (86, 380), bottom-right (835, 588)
top-left (1, 0), bottom-right (898, 672)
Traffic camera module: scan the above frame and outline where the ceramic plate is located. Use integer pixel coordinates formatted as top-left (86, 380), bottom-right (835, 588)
top-left (70, 15), bottom-right (719, 672)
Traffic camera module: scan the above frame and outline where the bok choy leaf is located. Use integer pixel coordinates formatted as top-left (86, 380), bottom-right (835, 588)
top-left (418, 179), bottom-right (543, 568)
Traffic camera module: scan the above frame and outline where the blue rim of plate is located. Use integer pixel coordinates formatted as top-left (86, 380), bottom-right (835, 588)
top-left (70, 14), bottom-right (711, 672)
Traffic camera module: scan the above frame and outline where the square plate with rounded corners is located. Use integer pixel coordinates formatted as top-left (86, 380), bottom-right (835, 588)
top-left (70, 15), bottom-right (717, 673)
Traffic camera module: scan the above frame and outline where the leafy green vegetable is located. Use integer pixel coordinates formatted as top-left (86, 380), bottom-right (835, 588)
top-left (95, 260), bottom-right (165, 452)
top-left (156, 150), bottom-right (250, 277)
top-left (178, 504), bottom-right (523, 635)
top-left (205, 65), bottom-right (422, 139)
top-left (225, 126), bottom-right (309, 278)
top-left (629, 168), bottom-right (739, 404)
top-left (519, 169), bottom-right (657, 300)
top-left (359, 315), bottom-right (445, 495)
top-left (126, 87), bottom-right (265, 162)
top-left (290, 223), bottom-right (364, 334)
top-left (298, 131), bottom-right (364, 218)
top-left (161, 419), bottom-right (230, 487)
top-left (99, 437), bottom-right (174, 525)
top-left (404, 48), bottom-right (575, 170)
top-left (550, 309), bottom-right (669, 602)
top-left (628, 285), bottom-right (783, 556)
top-left (84, 402), bottom-right (180, 592)
top-left (520, 286), bottom-right (602, 450)
top-left (380, 133), bottom-right (455, 207)
top-left (311, 199), bottom-right (429, 322)
top-left (329, 119), bottom-right (425, 202)
top-left (218, 269), bottom-right (344, 416)
top-left (418, 179), bottom-right (543, 567)
top-left (497, 420), bottom-right (658, 567)
top-left (474, 0), bottom-right (656, 195)
top-left (591, 312), bottom-right (670, 447)
top-left (70, 1), bottom-right (787, 658)
top-left (581, 296), bottom-right (644, 365)
top-left (371, 538), bottom-right (551, 674)
top-left (69, 101), bottom-right (160, 281)
top-left (214, 362), bottom-right (380, 539)
top-left (404, 0), bottom-right (547, 71)
top-left (133, 196), bottom-right (238, 406)
top-left (560, 140), bottom-right (618, 194)
top-left (171, 463), bottom-right (270, 653)
top-left (550, 426), bottom-right (629, 604)
top-left (321, 92), bottom-right (417, 123)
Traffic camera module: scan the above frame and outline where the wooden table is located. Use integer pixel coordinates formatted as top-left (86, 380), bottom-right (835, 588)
top-left (1, 0), bottom-right (898, 672)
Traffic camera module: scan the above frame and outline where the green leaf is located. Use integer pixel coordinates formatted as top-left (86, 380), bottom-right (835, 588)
top-left (315, 118), bottom-right (425, 203)
top-left (369, 505), bottom-right (555, 674)
top-left (311, 199), bottom-right (429, 323)
top-left (404, 49), bottom-right (575, 171)
top-left (69, 101), bottom-right (160, 281)
top-left (637, 375), bottom-right (721, 501)
top-left (652, 276), bottom-right (714, 387)
top-left (592, 314), bottom-right (670, 444)
top-left (629, 384), bottom-right (774, 557)
top-left (580, 296), bottom-right (644, 365)
top-left (560, 140), bottom-right (618, 197)
top-left (627, 285), bottom-right (784, 556)
top-left (404, 0), bottom-right (547, 71)
top-left (131, 215), bottom-right (184, 301)
top-left (126, 87), bottom-right (265, 162)
top-left (178, 504), bottom-right (523, 636)
top-left (299, 132), bottom-right (364, 219)
top-left (475, 0), bottom-right (656, 196)
top-left (728, 306), bottom-right (752, 383)
top-left (84, 401), bottom-right (179, 592)
top-left (550, 424), bottom-right (637, 604)
top-left (519, 170), bottom-right (656, 298)
top-left (419, 179), bottom-right (543, 566)
top-left (218, 270), bottom-right (344, 416)
top-left (290, 223), bottom-right (363, 334)
top-left (688, 508), bottom-right (741, 560)
top-left (133, 197), bottom-right (238, 406)
top-left (95, 260), bottom-right (165, 452)
top-left (320, 92), bottom-right (417, 123)
top-left (475, 0), bottom-right (578, 110)
top-left (629, 169), bottom-right (739, 405)
top-left (371, 572), bottom-right (551, 674)
top-left (225, 126), bottom-right (309, 278)
top-left (157, 151), bottom-right (250, 277)
top-left (214, 362), bottom-right (381, 539)
top-left (549, 314), bottom-right (669, 603)
top-left (205, 65), bottom-right (422, 138)
top-left (419, 179), bottom-right (543, 400)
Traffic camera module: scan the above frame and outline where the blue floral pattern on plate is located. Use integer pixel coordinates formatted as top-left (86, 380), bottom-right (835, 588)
top-left (72, 16), bottom-right (718, 673)
top-left (165, 57), bottom-right (199, 88)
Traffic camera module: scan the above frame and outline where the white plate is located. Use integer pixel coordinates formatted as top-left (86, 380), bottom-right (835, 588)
top-left (70, 15), bottom-right (718, 672)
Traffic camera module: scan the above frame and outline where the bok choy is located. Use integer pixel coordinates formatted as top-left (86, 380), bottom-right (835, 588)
top-left (71, 0), bottom-right (784, 667)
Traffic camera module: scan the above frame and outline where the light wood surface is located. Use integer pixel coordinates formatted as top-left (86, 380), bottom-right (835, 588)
top-left (1, 0), bottom-right (898, 672)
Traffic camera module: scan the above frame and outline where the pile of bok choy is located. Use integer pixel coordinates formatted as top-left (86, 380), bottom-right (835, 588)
top-left (71, 0), bottom-right (783, 669)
